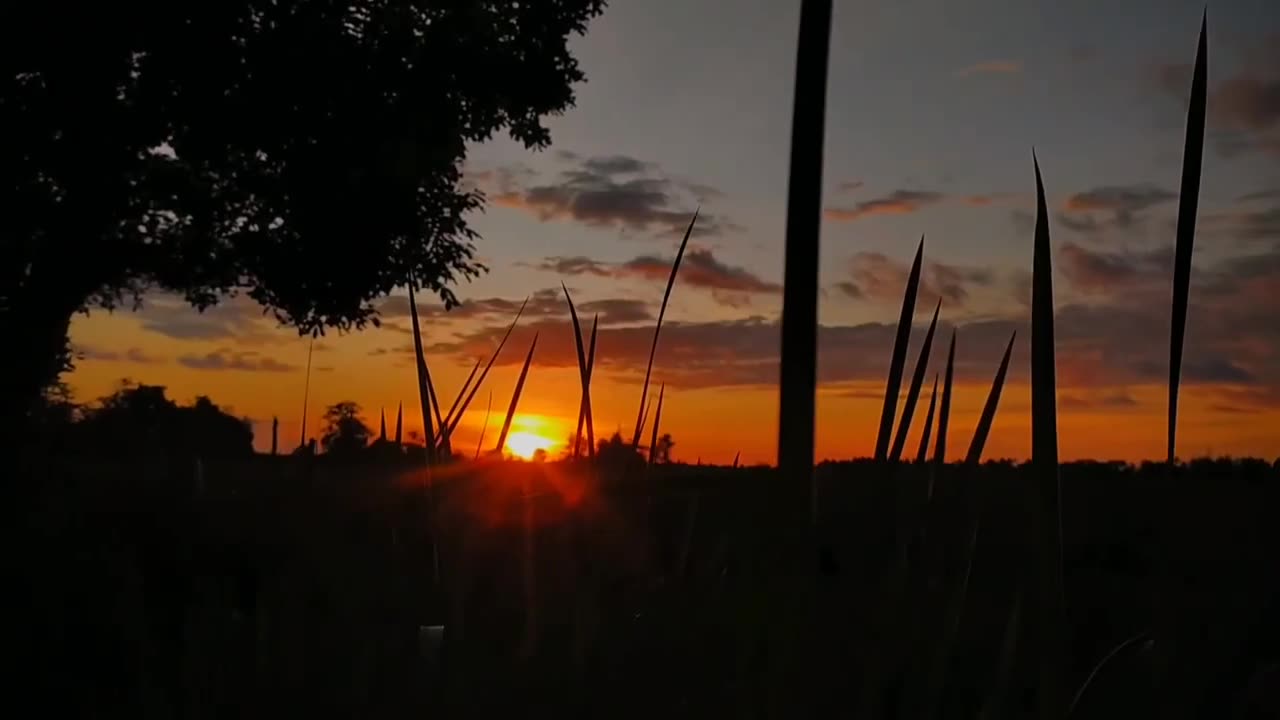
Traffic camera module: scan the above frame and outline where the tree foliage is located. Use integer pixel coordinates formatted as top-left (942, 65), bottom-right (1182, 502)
top-left (0, 0), bottom-right (607, 423)
top-left (69, 382), bottom-right (254, 458)
top-left (320, 401), bottom-right (373, 457)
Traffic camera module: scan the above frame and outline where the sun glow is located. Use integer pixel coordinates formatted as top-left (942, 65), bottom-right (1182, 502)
top-left (505, 431), bottom-right (556, 460)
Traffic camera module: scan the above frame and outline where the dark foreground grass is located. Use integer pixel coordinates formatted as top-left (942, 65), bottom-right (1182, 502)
top-left (14, 455), bottom-right (1280, 719)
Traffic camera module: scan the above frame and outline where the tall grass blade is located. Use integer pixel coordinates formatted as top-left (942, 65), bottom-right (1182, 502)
top-left (407, 280), bottom-right (437, 465)
top-left (1032, 153), bottom-right (1066, 719)
top-left (563, 284), bottom-right (597, 460)
top-left (733, 451), bottom-right (741, 468)
top-left (890, 298), bottom-right (940, 462)
top-left (933, 331), bottom-right (956, 464)
top-left (299, 336), bottom-right (314, 449)
top-left (271, 416), bottom-right (279, 456)
top-left (572, 314), bottom-right (599, 458)
top-left (632, 211), bottom-right (699, 448)
top-left (379, 408), bottom-right (387, 443)
top-left (443, 297), bottom-right (530, 441)
top-left (1167, 15), bottom-right (1208, 464)
top-left (648, 383), bottom-right (666, 465)
top-left (776, 0), bottom-right (833, 500)
top-left (915, 374), bottom-right (939, 464)
top-left (394, 402), bottom-right (403, 446)
top-left (441, 358), bottom-right (481, 437)
top-left (424, 356), bottom-right (447, 456)
top-left (475, 390), bottom-right (492, 460)
top-left (495, 333), bottom-right (538, 455)
top-left (875, 237), bottom-right (925, 461)
top-left (965, 332), bottom-right (1015, 465)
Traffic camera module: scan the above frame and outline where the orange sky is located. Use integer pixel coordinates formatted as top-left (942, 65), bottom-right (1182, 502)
top-left (66, 297), bottom-right (1280, 464)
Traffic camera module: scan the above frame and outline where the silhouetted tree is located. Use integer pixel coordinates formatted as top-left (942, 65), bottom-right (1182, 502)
top-left (72, 382), bottom-right (253, 458)
top-left (597, 431), bottom-right (644, 472)
top-left (653, 433), bottom-right (675, 464)
top-left (320, 401), bottom-right (372, 457)
top-left (1, 0), bottom-right (607, 436)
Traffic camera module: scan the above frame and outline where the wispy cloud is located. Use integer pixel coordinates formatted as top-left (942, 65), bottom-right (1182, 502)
top-left (177, 350), bottom-right (297, 373)
top-left (533, 248), bottom-right (781, 306)
top-left (825, 190), bottom-right (944, 221)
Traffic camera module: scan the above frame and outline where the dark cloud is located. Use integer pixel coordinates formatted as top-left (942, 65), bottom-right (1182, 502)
top-left (1203, 204), bottom-right (1280, 243)
top-left (422, 249), bottom-right (1280, 413)
top-left (837, 251), bottom-right (996, 307)
top-left (139, 294), bottom-right (281, 344)
top-left (533, 248), bottom-right (781, 306)
top-left (378, 287), bottom-right (651, 326)
top-left (76, 345), bottom-right (163, 364)
top-left (1060, 184), bottom-right (1177, 232)
top-left (1150, 39), bottom-right (1280, 157)
top-left (825, 190), bottom-right (944, 222)
top-left (177, 350), bottom-right (297, 373)
top-left (582, 154), bottom-right (652, 175)
top-left (1060, 392), bottom-right (1139, 410)
top-left (1058, 242), bottom-right (1172, 294)
top-left (486, 153), bottom-right (738, 238)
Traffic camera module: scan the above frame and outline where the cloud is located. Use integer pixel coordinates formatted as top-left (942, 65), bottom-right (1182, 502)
top-left (1058, 242), bottom-right (1172, 295)
top-left (532, 248), bottom-right (781, 306)
top-left (419, 248), bottom-right (1280, 417)
top-left (1059, 184), bottom-right (1177, 233)
top-left (1202, 203), bottom-right (1280, 243)
top-left (177, 350), bottom-right (297, 373)
top-left (139, 294), bottom-right (283, 344)
top-left (1060, 392), bottom-right (1139, 410)
top-left (825, 190), bottom-right (943, 222)
top-left (485, 153), bottom-right (738, 238)
top-left (378, 287), bottom-right (652, 326)
top-left (836, 251), bottom-right (996, 307)
top-left (76, 345), bottom-right (164, 364)
top-left (837, 180), bottom-right (865, 193)
top-left (955, 60), bottom-right (1023, 77)
top-left (1150, 38), bottom-right (1280, 157)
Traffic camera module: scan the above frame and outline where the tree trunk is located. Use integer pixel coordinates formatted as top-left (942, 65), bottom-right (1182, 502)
top-left (0, 299), bottom-right (78, 458)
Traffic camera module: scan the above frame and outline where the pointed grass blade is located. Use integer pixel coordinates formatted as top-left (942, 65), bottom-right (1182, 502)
top-left (890, 298), bottom-right (941, 462)
top-left (915, 373), bottom-right (939, 464)
top-left (443, 296), bottom-right (530, 441)
top-left (577, 315), bottom-right (598, 458)
top-left (299, 336), bottom-right (314, 449)
top-left (965, 332), bottom-right (1015, 465)
top-left (380, 408), bottom-right (387, 443)
top-left (495, 333), bottom-right (538, 456)
top-left (648, 383), bottom-right (666, 465)
top-left (441, 358), bottom-right (482, 438)
top-left (632, 211), bottom-right (699, 448)
top-left (1168, 15), bottom-right (1208, 464)
top-left (394, 402), bottom-right (403, 446)
top-left (407, 281), bottom-right (437, 464)
top-left (875, 237), bottom-right (925, 461)
top-left (776, 0), bottom-right (833, 494)
top-left (933, 331), bottom-right (956, 464)
top-left (475, 390), bottom-right (492, 460)
top-left (563, 285), bottom-right (596, 460)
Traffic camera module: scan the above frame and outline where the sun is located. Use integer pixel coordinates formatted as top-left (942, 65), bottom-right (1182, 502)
top-left (505, 431), bottom-right (555, 460)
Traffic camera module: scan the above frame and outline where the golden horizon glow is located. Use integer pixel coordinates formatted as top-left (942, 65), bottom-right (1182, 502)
top-left (505, 431), bottom-right (556, 460)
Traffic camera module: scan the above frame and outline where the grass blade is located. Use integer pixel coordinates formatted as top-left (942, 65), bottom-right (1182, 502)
top-left (1032, 153), bottom-right (1066, 719)
top-left (776, 0), bottom-right (833, 498)
top-left (648, 383), bottom-right (666, 465)
top-left (394, 402), bottom-right (403, 446)
top-left (380, 408), bottom-right (387, 443)
top-left (1168, 15), bottom-right (1208, 464)
top-left (495, 333), bottom-right (538, 456)
top-left (475, 390), bottom-right (492, 460)
top-left (299, 336), bottom-right (314, 449)
top-left (584, 315), bottom-right (598, 457)
top-left (632, 211), bottom-right (699, 448)
top-left (732, 451), bottom-right (741, 468)
top-left (980, 593), bottom-right (1023, 720)
top-left (933, 331), bottom-right (956, 464)
top-left (915, 373), bottom-right (939, 464)
top-left (965, 331), bottom-right (1015, 465)
top-left (875, 237), bottom-right (925, 461)
top-left (890, 298), bottom-right (941, 462)
top-left (407, 280), bottom-right (437, 465)
top-left (441, 358), bottom-right (482, 437)
top-left (443, 296), bottom-right (530, 441)
top-left (563, 284), bottom-right (596, 460)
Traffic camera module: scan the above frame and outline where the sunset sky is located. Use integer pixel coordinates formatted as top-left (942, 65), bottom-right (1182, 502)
top-left (67, 0), bottom-right (1280, 464)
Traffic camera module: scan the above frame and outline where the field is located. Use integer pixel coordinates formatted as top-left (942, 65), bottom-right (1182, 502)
top-left (15, 453), bottom-right (1280, 718)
